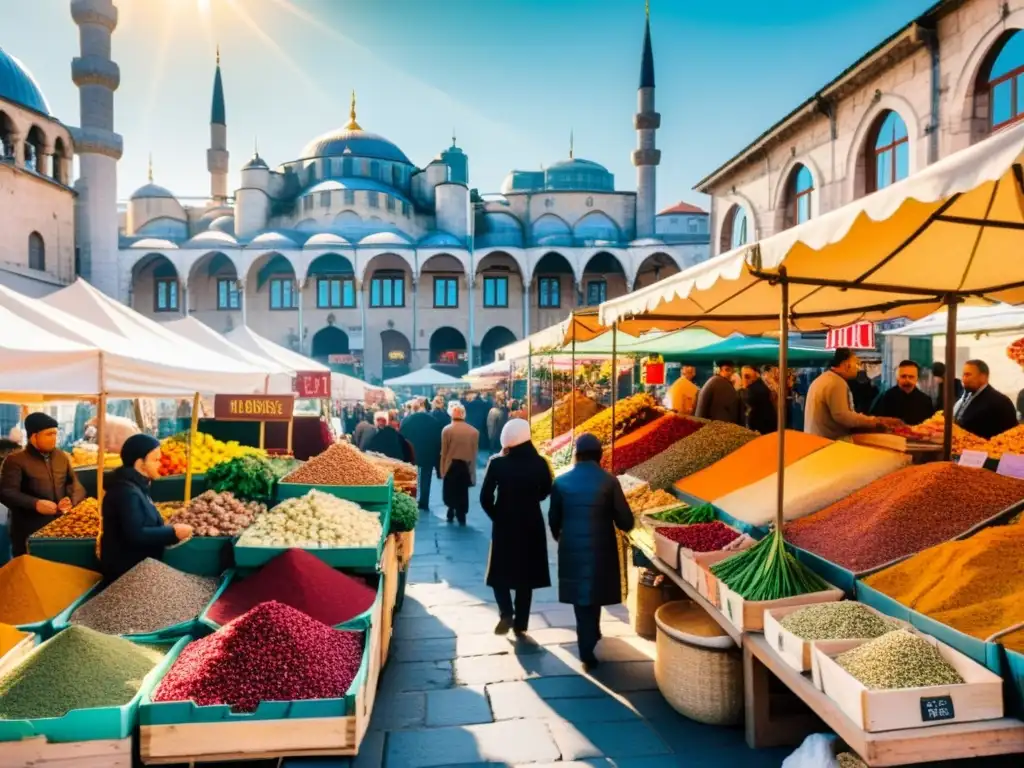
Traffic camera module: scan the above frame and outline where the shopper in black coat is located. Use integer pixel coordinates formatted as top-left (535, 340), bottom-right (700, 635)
top-left (480, 419), bottom-right (552, 636)
top-left (100, 435), bottom-right (192, 582)
top-left (400, 402), bottom-right (443, 511)
top-left (549, 433), bottom-right (634, 669)
top-left (741, 366), bottom-right (777, 434)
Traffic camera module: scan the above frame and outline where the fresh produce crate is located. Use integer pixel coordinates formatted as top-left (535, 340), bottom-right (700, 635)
top-left (275, 474), bottom-right (394, 504)
top-left (717, 582), bottom-right (844, 633)
top-left (162, 536), bottom-right (234, 577)
top-left (0, 735), bottom-right (131, 768)
top-left (653, 528), bottom-right (682, 572)
top-left (681, 549), bottom-right (733, 595)
top-left (138, 598), bottom-right (383, 764)
top-left (15, 583), bottom-right (102, 639)
top-left (763, 602), bottom-right (910, 673)
top-left (810, 630), bottom-right (1004, 733)
top-left (0, 631), bottom-right (37, 678)
top-left (0, 636), bottom-right (186, 745)
top-left (27, 537), bottom-right (100, 571)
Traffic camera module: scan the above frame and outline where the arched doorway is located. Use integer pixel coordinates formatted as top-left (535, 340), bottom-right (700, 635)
top-left (381, 329), bottom-right (411, 381)
top-left (582, 251), bottom-right (626, 305)
top-left (311, 325), bottom-right (350, 361)
top-left (430, 327), bottom-right (468, 376)
top-left (479, 326), bottom-right (516, 366)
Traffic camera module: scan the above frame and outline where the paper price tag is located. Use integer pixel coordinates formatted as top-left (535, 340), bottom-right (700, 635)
top-left (996, 454), bottom-right (1024, 480)
top-left (958, 450), bottom-right (989, 468)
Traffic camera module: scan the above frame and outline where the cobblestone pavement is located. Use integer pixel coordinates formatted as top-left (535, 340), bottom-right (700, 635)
top-left (349, 465), bottom-right (792, 768)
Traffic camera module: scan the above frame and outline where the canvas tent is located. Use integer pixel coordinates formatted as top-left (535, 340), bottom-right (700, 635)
top-left (384, 366), bottom-right (471, 388)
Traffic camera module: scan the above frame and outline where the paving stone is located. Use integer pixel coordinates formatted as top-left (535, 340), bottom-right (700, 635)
top-left (351, 728), bottom-right (385, 768)
top-left (394, 617), bottom-right (459, 640)
top-left (546, 719), bottom-right (671, 760)
top-left (620, 691), bottom-right (684, 723)
top-left (368, 691), bottom-right (426, 731)
top-left (558, 637), bottom-right (655, 664)
top-left (588, 661), bottom-right (658, 692)
top-left (425, 685), bottom-right (493, 727)
top-left (490, 682), bottom-right (640, 723)
top-left (454, 654), bottom-right (534, 685)
top-left (384, 719), bottom-right (561, 767)
top-left (525, 675), bottom-right (613, 699)
top-left (523, 627), bottom-right (581, 646)
top-left (378, 660), bottom-right (454, 695)
top-left (457, 633), bottom-right (515, 658)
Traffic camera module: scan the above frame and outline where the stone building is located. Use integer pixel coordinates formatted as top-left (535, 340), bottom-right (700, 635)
top-left (698, 0), bottom-right (1024, 259)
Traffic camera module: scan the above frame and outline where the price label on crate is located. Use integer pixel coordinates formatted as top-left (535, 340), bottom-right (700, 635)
top-left (996, 454), bottom-right (1024, 480)
top-left (919, 695), bottom-right (955, 723)
top-left (958, 450), bottom-right (988, 469)
top-left (777, 632), bottom-right (785, 653)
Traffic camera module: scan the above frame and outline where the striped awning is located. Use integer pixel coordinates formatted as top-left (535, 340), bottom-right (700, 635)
top-left (826, 322), bottom-right (876, 350)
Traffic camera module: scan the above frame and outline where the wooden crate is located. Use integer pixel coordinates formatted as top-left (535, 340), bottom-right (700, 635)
top-left (719, 583), bottom-right (843, 633)
top-left (139, 598), bottom-right (384, 764)
top-left (811, 631), bottom-right (1004, 733)
top-left (0, 736), bottom-right (131, 768)
top-left (396, 529), bottom-right (416, 570)
top-left (381, 535), bottom-right (400, 667)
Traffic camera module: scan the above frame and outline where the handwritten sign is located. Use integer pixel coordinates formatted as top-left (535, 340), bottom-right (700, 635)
top-left (214, 395), bottom-right (295, 422)
top-left (295, 371), bottom-right (332, 399)
top-left (958, 450), bottom-right (989, 469)
top-left (996, 454), bottom-right (1024, 480)
top-left (920, 695), bottom-right (955, 723)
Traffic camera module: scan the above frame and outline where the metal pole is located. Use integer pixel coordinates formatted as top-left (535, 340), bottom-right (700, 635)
top-left (943, 296), bottom-right (959, 460)
top-left (611, 321), bottom-right (618, 469)
top-left (775, 272), bottom-right (789, 534)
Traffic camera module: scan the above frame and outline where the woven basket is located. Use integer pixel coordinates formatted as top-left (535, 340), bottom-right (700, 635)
top-left (654, 601), bottom-right (743, 726)
top-left (631, 581), bottom-right (668, 639)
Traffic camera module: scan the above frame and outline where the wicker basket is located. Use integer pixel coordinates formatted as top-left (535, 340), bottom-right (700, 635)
top-left (654, 600), bottom-right (743, 725)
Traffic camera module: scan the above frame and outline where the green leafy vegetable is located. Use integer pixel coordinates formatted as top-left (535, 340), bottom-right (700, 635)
top-left (389, 490), bottom-right (419, 534)
top-left (205, 456), bottom-right (277, 503)
top-left (649, 503), bottom-right (716, 525)
top-left (710, 529), bottom-right (829, 601)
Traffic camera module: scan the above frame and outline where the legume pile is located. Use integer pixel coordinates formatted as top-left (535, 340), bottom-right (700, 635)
top-left (283, 442), bottom-right (389, 486)
top-left (711, 530), bottom-right (830, 601)
top-left (600, 414), bottom-right (704, 475)
top-left (0, 623), bottom-right (29, 657)
top-left (785, 463), bottom-right (1024, 572)
top-left (69, 558), bottom-right (217, 635)
top-left (657, 522), bottom-right (740, 553)
top-left (206, 549), bottom-right (376, 628)
top-left (166, 490), bottom-right (267, 537)
top-left (152, 601), bottom-right (364, 712)
top-left (0, 555), bottom-right (101, 626)
top-left (0, 626), bottom-right (166, 719)
top-left (835, 629), bottom-right (963, 690)
top-left (629, 421), bottom-right (756, 490)
top-left (778, 602), bottom-right (898, 641)
top-left (863, 525), bottom-right (1024, 641)
top-left (237, 490), bottom-right (382, 548)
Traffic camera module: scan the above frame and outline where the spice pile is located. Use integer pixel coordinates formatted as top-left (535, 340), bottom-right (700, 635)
top-left (0, 556), bottom-right (101, 626)
top-left (69, 559), bottom-right (217, 635)
top-left (785, 463), bottom-right (1024, 572)
top-left (389, 489), bottom-right (419, 534)
top-left (863, 525), bottom-right (1024, 641)
top-left (835, 630), bottom-right (963, 690)
top-left (627, 486), bottom-right (679, 515)
top-left (711, 530), bottom-right (830, 602)
top-left (159, 433), bottom-right (266, 476)
top-left (0, 626), bottom-right (166, 719)
top-left (570, 393), bottom-right (662, 446)
top-left (0, 624), bottom-right (29, 657)
top-left (237, 490), bottom-right (383, 548)
top-left (837, 754), bottom-right (868, 768)
top-left (530, 392), bottom-right (604, 444)
top-left (283, 442), bottom-right (389, 486)
top-left (205, 455), bottom-right (278, 504)
top-left (715, 442), bottom-right (911, 527)
top-left (31, 497), bottom-right (100, 539)
top-left (600, 414), bottom-right (704, 475)
top-left (779, 602), bottom-right (897, 641)
top-left (166, 491), bottom-right (267, 537)
top-left (675, 431), bottom-right (831, 502)
top-left (206, 550), bottom-right (376, 628)
top-left (630, 421), bottom-right (756, 490)
top-left (152, 601), bottom-right (364, 712)
top-left (365, 452), bottom-right (417, 487)
top-left (656, 522), bottom-right (740, 552)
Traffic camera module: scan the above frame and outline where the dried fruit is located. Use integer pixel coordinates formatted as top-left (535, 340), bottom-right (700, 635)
top-left (0, 556), bottom-right (101, 626)
top-left (656, 522), bottom-right (740, 552)
top-left (568, 393), bottom-right (663, 447)
top-left (32, 497), bottom-right (100, 539)
top-left (629, 488), bottom-right (681, 515)
top-left (779, 602), bottom-right (897, 641)
top-left (530, 392), bottom-right (604, 444)
top-left (283, 442), bottom-right (388, 486)
top-left (835, 630), bottom-right (963, 690)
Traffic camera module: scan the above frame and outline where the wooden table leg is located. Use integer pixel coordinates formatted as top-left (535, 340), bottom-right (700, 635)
top-left (745, 642), bottom-right (824, 749)
top-left (745, 640), bottom-right (774, 749)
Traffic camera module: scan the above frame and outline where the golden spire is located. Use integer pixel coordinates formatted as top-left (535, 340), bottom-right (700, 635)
top-left (216, 44), bottom-right (220, 66)
top-left (569, 129), bottom-right (574, 159)
top-left (345, 90), bottom-right (362, 131)
top-left (147, 153), bottom-right (153, 183)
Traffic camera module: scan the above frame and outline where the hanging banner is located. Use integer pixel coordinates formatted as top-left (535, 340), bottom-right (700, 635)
top-left (826, 322), bottom-right (876, 350)
top-left (294, 371), bottom-right (332, 398)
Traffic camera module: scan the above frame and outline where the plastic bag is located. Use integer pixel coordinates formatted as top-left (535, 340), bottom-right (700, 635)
top-left (782, 734), bottom-right (838, 768)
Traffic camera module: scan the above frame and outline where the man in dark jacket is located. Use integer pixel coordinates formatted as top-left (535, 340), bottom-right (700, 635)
top-left (955, 359), bottom-right (1018, 439)
top-left (485, 398), bottom-right (508, 454)
top-left (741, 365), bottom-right (777, 434)
top-left (695, 360), bottom-right (741, 424)
top-left (549, 433), bottom-right (634, 670)
top-left (366, 411), bottom-right (415, 463)
top-left (466, 393), bottom-right (490, 455)
top-left (0, 413), bottom-right (85, 556)
top-left (400, 400), bottom-right (443, 511)
top-left (430, 395), bottom-right (451, 431)
top-left (932, 362), bottom-right (964, 413)
top-left (870, 360), bottom-right (935, 426)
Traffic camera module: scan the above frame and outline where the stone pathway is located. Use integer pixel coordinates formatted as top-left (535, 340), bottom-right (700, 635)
top-left (352, 474), bottom-right (793, 768)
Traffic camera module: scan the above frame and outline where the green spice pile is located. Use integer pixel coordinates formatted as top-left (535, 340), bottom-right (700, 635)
top-left (389, 489), bottom-right (419, 534)
top-left (835, 629), bottom-right (963, 690)
top-left (711, 530), bottom-right (830, 601)
top-left (0, 626), bottom-right (166, 719)
top-left (69, 558), bottom-right (217, 635)
top-left (629, 421), bottom-right (756, 490)
top-left (779, 602), bottom-right (897, 641)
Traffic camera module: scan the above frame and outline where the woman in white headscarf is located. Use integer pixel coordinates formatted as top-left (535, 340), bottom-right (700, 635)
top-left (479, 418), bottom-right (553, 637)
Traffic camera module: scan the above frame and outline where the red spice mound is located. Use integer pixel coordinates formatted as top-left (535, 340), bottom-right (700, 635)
top-left (152, 601), bottom-right (364, 712)
top-left (207, 549), bottom-right (376, 628)
top-left (601, 415), bottom-right (704, 475)
top-left (785, 463), bottom-right (1024, 572)
top-left (658, 522), bottom-right (739, 552)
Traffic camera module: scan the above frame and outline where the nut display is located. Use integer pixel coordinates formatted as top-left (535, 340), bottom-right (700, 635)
top-left (32, 498), bottom-right (100, 539)
top-left (166, 490), bottom-right (267, 537)
top-left (282, 442), bottom-right (389, 486)
top-left (779, 602), bottom-right (898, 641)
top-left (627, 487), bottom-right (679, 515)
top-left (365, 452), bottom-right (417, 484)
top-left (835, 629), bottom-right (963, 690)
top-left (236, 490), bottom-right (383, 548)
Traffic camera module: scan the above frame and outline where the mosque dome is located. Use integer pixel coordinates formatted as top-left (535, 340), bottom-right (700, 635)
top-left (544, 158), bottom-right (614, 192)
top-left (299, 91), bottom-right (411, 165)
top-left (130, 182), bottom-right (177, 201)
top-left (209, 215), bottom-right (236, 235)
top-left (243, 152), bottom-right (269, 170)
top-left (0, 47), bottom-right (50, 115)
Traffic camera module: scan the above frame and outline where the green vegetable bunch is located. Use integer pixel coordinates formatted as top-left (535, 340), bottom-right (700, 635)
top-left (710, 529), bottom-right (829, 601)
top-left (205, 455), bottom-right (276, 504)
top-left (650, 502), bottom-right (716, 525)
top-left (389, 490), bottom-right (419, 534)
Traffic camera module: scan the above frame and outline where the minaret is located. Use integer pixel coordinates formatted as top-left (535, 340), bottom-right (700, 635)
top-left (207, 46), bottom-right (228, 203)
top-left (632, 1), bottom-right (660, 239)
top-left (70, 0), bottom-right (123, 298)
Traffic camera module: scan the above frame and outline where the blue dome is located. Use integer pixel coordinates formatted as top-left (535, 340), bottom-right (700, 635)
top-left (0, 48), bottom-right (50, 115)
top-left (545, 158), bottom-right (613, 192)
top-left (300, 127), bottom-right (411, 165)
top-left (131, 183), bottom-right (177, 201)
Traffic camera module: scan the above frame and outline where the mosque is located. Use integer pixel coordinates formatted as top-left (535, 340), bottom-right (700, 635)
top-left (0, 1), bottom-right (709, 382)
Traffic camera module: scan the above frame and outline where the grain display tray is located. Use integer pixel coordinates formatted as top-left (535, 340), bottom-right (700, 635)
top-left (718, 582), bottom-right (844, 633)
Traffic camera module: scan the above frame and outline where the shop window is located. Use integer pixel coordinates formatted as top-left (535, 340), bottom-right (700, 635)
top-left (317, 277), bottom-right (356, 308)
top-left (269, 277), bottom-right (298, 310)
top-left (483, 276), bottom-right (508, 308)
top-left (538, 276), bottom-right (560, 308)
top-left (434, 276), bottom-right (458, 308)
top-left (217, 278), bottom-right (240, 310)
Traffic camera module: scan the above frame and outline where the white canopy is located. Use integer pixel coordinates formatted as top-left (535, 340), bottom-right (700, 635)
top-left (164, 317), bottom-right (291, 374)
top-left (883, 305), bottom-right (1024, 337)
top-left (384, 365), bottom-right (471, 388)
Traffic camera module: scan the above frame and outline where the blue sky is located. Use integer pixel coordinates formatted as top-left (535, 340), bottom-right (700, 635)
top-left (12, 0), bottom-right (937, 207)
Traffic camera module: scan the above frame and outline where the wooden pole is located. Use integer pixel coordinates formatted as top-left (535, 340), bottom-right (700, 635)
top-left (611, 322), bottom-right (618, 467)
top-left (286, 417), bottom-right (294, 455)
top-left (183, 391), bottom-right (200, 504)
top-left (943, 296), bottom-right (959, 461)
top-left (570, 317), bottom-right (577, 445)
top-left (96, 395), bottom-right (107, 507)
top-left (775, 272), bottom-right (790, 535)
top-left (527, 342), bottom-right (533, 418)
top-left (550, 356), bottom-right (556, 440)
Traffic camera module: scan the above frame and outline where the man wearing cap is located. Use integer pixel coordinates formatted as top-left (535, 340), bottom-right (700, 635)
top-left (0, 413), bottom-right (85, 556)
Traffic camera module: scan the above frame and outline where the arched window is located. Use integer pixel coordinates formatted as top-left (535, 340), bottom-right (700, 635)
top-left (870, 111), bottom-right (909, 191)
top-left (730, 207), bottom-right (748, 249)
top-left (988, 31), bottom-right (1024, 130)
top-left (53, 138), bottom-right (66, 184)
top-left (785, 165), bottom-right (814, 228)
top-left (28, 232), bottom-right (44, 271)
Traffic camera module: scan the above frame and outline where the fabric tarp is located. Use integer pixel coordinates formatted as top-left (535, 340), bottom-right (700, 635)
top-left (667, 336), bottom-right (832, 364)
top-left (385, 365), bottom-right (471, 388)
top-left (883, 305), bottom-right (1024, 336)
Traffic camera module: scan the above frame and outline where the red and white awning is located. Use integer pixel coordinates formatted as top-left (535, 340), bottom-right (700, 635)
top-left (826, 322), bottom-right (876, 350)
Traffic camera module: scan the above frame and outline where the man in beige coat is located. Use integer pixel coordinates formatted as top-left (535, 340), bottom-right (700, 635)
top-left (440, 402), bottom-right (479, 525)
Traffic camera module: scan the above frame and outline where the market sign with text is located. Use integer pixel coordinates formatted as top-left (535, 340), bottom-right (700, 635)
top-left (214, 395), bottom-right (296, 422)
top-left (294, 371), bottom-right (332, 398)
